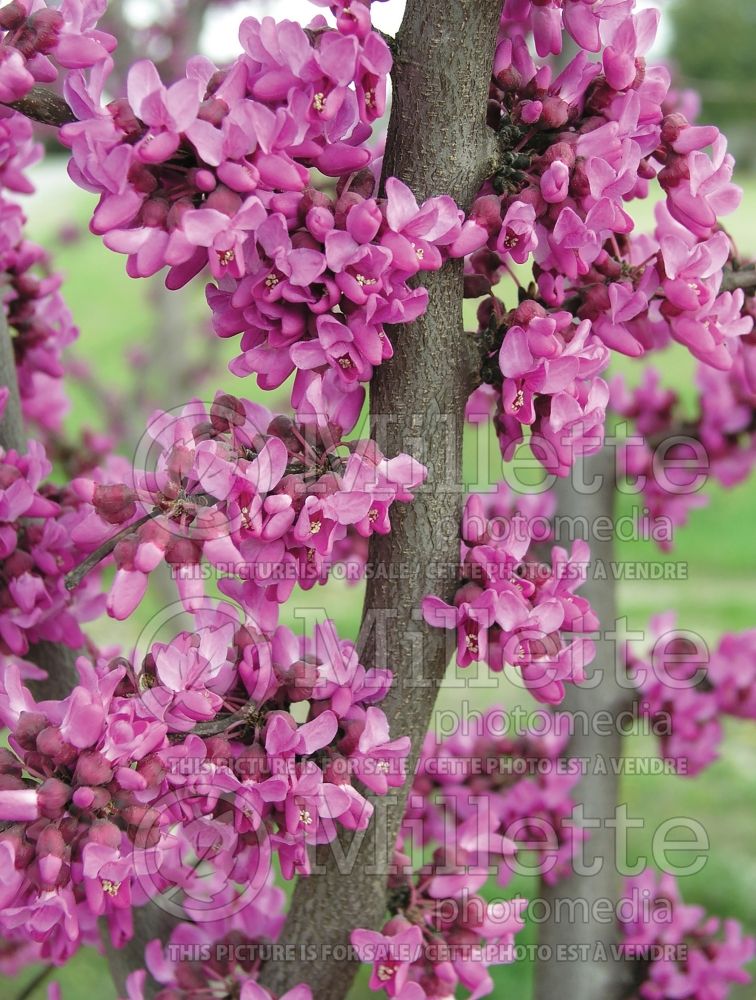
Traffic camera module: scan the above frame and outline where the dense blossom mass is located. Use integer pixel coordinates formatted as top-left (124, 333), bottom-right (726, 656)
top-left (422, 483), bottom-right (597, 703)
top-left (0, 0), bottom-right (753, 999)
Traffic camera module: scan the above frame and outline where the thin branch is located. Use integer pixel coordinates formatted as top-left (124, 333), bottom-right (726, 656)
top-left (180, 703), bottom-right (258, 739)
top-left (64, 509), bottom-right (160, 591)
top-left (722, 263), bottom-right (756, 293)
top-left (14, 965), bottom-right (55, 1000)
top-left (6, 86), bottom-right (77, 127)
top-left (0, 315), bottom-right (26, 453)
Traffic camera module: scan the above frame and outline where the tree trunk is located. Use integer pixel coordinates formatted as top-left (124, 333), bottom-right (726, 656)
top-left (0, 315), bottom-right (27, 453)
top-left (259, 3), bottom-right (503, 998)
top-left (534, 449), bottom-right (632, 1000)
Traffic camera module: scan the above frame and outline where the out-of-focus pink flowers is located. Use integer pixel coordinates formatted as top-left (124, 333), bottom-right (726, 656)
top-left (620, 870), bottom-right (754, 999)
top-left (71, 392), bottom-right (426, 624)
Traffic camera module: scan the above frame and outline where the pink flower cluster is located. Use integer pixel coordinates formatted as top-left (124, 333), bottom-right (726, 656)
top-left (70, 392), bottom-right (425, 625)
top-left (0, 432), bottom-right (103, 665)
top-left (353, 897), bottom-right (525, 1000)
top-left (612, 312), bottom-right (756, 546)
top-left (468, 297), bottom-right (610, 476)
top-left (0, 0), bottom-right (752, 996)
top-left (0, 111), bottom-right (79, 436)
top-left (0, 0), bottom-right (115, 105)
top-left (626, 614), bottom-right (756, 775)
top-left (126, 914), bottom-right (313, 1000)
top-left (206, 175), bottom-right (481, 416)
top-left (351, 706), bottom-right (584, 1000)
top-left (0, 606), bottom-right (408, 964)
top-left (404, 707), bottom-right (586, 889)
top-left (620, 870), bottom-right (754, 1000)
top-left (462, 0), bottom-right (750, 473)
top-left (422, 483), bottom-right (596, 704)
top-left (48, 3), bottom-right (485, 424)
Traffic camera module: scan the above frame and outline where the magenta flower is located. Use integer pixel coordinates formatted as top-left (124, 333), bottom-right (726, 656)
top-left (352, 706), bottom-right (411, 794)
top-left (495, 200), bottom-right (537, 264)
top-left (352, 919), bottom-right (424, 996)
top-left (182, 197), bottom-right (268, 279)
top-left (126, 59), bottom-right (201, 163)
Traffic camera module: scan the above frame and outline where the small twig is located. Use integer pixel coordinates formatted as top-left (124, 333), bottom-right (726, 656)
top-left (15, 965), bottom-right (55, 1000)
top-left (6, 86), bottom-right (77, 128)
top-left (65, 509), bottom-right (160, 590)
top-left (188, 704), bottom-right (256, 737)
top-left (722, 264), bottom-right (756, 293)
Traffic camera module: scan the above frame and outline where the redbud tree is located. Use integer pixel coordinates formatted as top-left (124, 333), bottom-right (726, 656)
top-left (0, 2), bottom-right (754, 1000)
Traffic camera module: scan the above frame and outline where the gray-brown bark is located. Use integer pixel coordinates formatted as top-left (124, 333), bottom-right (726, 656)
top-left (534, 449), bottom-right (632, 1000)
top-left (0, 314), bottom-right (27, 453)
top-left (8, 85), bottom-right (76, 127)
top-left (259, 3), bottom-right (503, 998)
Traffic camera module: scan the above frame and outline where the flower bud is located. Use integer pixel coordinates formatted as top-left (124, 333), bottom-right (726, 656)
top-left (511, 300), bottom-right (546, 326)
top-left (15, 711), bottom-right (47, 751)
top-left (125, 805), bottom-right (162, 848)
top-left (197, 97), bottom-right (228, 126)
top-left (15, 9), bottom-right (63, 58)
top-left (88, 820), bottom-right (123, 850)
top-left (540, 96), bottom-right (569, 128)
top-left (92, 483), bottom-right (139, 525)
top-left (0, 2), bottom-right (27, 30)
top-left (36, 726), bottom-right (77, 766)
top-left (306, 206), bottom-right (335, 242)
top-left (74, 751), bottom-right (114, 787)
top-left (37, 778), bottom-right (70, 819)
top-left (36, 823), bottom-right (66, 860)
top-left (235, 742), bottom-right (267, 781)
top-left (0, 748), bottom-right (22, 775)
top-left (204, 736), bottom-right (233, 766)
top-left (205, 185), bottom-right (242, 216)
top-left (136, 753), bottom-right (166, 788)
top-left (210, 393), bottom-right (246, 432)
top-left (324, 754), bottom-right (351, 786)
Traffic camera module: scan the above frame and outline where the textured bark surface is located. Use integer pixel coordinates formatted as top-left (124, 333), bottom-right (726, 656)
top-left (260, 3), bottom-right (503, 998)
top-left (0, 315), bottom-right (27, 453)
top-left (8, 85), bottom-right (76, 127)
top-left (534, 449), bottom-right (632, 1000)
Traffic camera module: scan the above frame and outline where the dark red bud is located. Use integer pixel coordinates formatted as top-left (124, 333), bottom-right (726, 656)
top-left (87, 820), bottom-right (122, 849)
top-left (36, 824), bottom-right (66, 859)
top-left (204, 185), bottom-right (242, 216)
top-left (136, 753), bottom-right (166, 787)
top-left (37, 777), bottom-right (71, 819)
top-left (0, 747), bottom-right (21, 775)
top-left (204, 736), bottom-right (233, 765)
top-left (15, 711), bottom-right (47, 752)
top-left (107, 98), bottom-right (142, 137)
top-left (210, 393), bottom-right (246, 432)
top-left (74, 751), bottom-right (114, 787)
top-left (15, 10), bottom-right (63, 58)
top-left (234, 743), bottom-right (267, 781)
top-left (0, 2), bottom-right (27, 31)
top-left (197, 97), bottom-right (229, 126)
top-left (93, 483), bottom-right (139, 524)
top-left (36, 726), bottom-right (77, 767)
top-left (324, 755), bottom-right (351, 786)
top-left (512, 300), bottom-right (547, 326)
top-left (540, 96), bottom-right (569, 128)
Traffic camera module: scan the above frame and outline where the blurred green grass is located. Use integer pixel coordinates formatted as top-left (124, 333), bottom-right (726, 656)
top-left (6, 168), bottom-right (756, 999)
